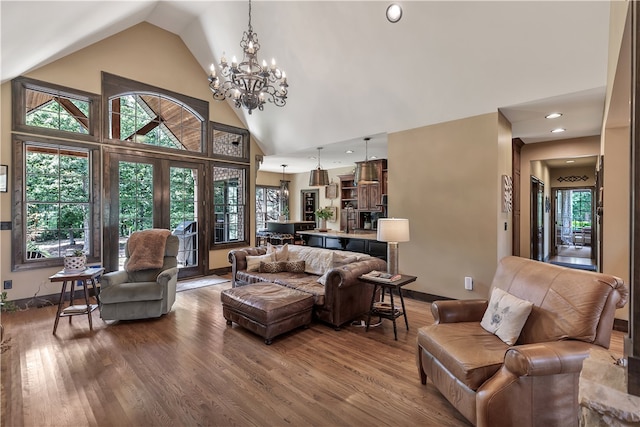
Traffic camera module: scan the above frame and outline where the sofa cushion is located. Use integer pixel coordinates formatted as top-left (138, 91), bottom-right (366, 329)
top-left (417, 323), bottom-right (508, 391)
top-left (246, 252), bottom-right (275, 272)
top-left (275, 277), bottom-right (325, 306)
top-left (481, 287), bottom-right (533, 345)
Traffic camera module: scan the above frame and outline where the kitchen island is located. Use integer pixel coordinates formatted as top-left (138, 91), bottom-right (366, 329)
top-left (298, 230), bottom-right (387, 260)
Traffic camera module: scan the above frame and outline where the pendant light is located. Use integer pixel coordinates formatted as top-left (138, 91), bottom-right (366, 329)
top-left (309, 147), bottom-right (330, 186)
top-left (354, 137), bottom-right (378, 185)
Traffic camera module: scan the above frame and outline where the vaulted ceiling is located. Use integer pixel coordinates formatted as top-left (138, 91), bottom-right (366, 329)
top-left (1, 1), bottom-right (611, 172)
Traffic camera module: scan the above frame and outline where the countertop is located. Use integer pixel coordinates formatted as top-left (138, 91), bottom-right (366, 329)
top-left (297, 230), bottom-right (379, 240)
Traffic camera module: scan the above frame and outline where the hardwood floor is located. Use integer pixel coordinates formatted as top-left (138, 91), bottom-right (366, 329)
top-left (1, 279), bottom-right (624, 427)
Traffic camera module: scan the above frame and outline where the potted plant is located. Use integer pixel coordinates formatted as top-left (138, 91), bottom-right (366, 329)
top-left (315, 207), bottom-right (333, 232)
top-left (278, 205), bottom-right (289, 222)
top-left (64, 249), bottom-right (86, 273)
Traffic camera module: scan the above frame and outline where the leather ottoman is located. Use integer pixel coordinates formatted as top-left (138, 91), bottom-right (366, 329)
top-left (221, 283), bottom-right (314, 344)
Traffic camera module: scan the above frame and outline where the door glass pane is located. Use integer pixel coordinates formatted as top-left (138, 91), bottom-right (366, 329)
top-left (118, 161), bottom-right (153, 269)
top-left (170, 166), bottom-right (198, 268)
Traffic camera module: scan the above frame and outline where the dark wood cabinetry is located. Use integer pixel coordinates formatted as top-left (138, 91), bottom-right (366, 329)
top-left (338, 159), bottom-right (387, 232)
top-left (358, 183), bottom-right (381, 211)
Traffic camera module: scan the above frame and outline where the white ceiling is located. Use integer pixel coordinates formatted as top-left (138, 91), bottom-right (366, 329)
top-left (1, 1), bottom-right (611, 173)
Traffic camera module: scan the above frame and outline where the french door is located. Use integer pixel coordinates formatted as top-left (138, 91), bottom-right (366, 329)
top-left (104, 151), bottom-right (206, 278)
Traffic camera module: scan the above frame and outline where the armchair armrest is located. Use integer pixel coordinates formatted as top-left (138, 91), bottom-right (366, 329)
top-left (157, 267), bottom-right (179, 286)
top-left (503, 340), bottom-right (595, 377)
top-left (431, 299), bottom-right (488, 324)
top-left (228, 247), bottom-right (268, 287)
top-left (100, 270), bottom-right (129, 290)
top-left (325, 258), bottom-right (389, 289)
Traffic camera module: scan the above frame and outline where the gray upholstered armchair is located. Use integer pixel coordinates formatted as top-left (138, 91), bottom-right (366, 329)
top-left (100, 230), bottom-right (179, 321)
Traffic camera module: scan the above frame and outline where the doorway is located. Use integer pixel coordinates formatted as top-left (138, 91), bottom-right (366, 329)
top-left (530, 176), bottom-right (544, 261)
top-left (104, 151), bottom-right (206, 278)
top-left (552, 187), bottom-right (594, 261)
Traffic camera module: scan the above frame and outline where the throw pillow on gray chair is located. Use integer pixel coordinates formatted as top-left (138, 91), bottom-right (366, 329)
top-left (100, 229), bottom-right (179, 321)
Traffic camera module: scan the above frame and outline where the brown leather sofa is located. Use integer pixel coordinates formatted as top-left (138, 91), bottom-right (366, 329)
top-left (228, 245), bottom-right (387, 329)
top-left (417, 256), bottom-right (628, 427)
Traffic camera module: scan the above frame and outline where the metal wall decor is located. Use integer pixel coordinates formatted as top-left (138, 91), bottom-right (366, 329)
top-left (502, 174), bottom-right (513, 213)
top-left (557, 175), bottom-right (589, 182)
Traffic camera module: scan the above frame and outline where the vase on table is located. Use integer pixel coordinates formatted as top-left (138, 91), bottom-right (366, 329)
top-left (318, 218), bottom-right (327, 232)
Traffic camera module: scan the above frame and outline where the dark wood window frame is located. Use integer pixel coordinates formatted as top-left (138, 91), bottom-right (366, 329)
top-left (12, 76), bottom-right (101, 143)
top-left (11, 135), bottom-right (101, 272)
top-left (211, 161), bottom-right (250, 249)
top-left (102, 72), bottom-right (209, 156)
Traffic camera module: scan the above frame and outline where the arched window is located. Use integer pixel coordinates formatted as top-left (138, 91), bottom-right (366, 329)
top-left (103, 73), bottom-right (207, 154)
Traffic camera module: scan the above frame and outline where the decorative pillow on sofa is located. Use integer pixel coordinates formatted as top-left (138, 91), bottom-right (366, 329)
top-left (257, 260), bottom-right (305, 273)
top-left (246, 252), bottom-right (275, 272)
top-left (285, 260), bottom-right (305, 273)
top-left (317, 254), bottom-right (359, 285)
top-left (480, 287), bottom-right (534, 345)
top-left (267, 243), bottom-right (289, 261)
top-left (259, 261), bottom-right (286, 273)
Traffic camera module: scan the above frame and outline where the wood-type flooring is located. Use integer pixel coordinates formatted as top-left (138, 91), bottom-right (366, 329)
top-left (0, 277), bottom-right (624, 427)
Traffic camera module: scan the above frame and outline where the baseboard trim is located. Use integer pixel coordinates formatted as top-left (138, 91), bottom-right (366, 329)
top-left (614, 318), bottom-right (629, 333)
top-left (401, 289), bottom-right (454, 303)
top-left (6, 289), bottom-right (96, 311)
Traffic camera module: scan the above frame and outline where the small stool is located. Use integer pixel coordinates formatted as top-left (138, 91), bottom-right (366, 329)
top-left (268, 233), bottom-right (294, 245)
top-left (256, 231), bottom-right (271, 246)
top-left (221, 283), bottom-right (314, 344)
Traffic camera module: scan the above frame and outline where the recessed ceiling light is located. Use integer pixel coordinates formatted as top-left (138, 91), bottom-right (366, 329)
top-left (551, 128), bottom-right (566, 133)
top-left (386, 3), bottom-right (403, 23)
top-left (545, 112), bottom-right (563, 119)
top-left (566, 160), bottom-right (575, 164)
top-left (345, 150), bottom-right (354, 154)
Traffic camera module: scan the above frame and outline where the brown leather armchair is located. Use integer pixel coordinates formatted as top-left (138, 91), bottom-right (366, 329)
top-left (417, 256), bottom-right (628, 427)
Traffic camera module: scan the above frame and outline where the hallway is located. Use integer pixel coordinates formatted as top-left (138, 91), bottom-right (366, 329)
top-left (548, 244), bottom-right (597, 271)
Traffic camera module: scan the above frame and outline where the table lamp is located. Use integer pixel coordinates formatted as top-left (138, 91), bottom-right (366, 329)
top-left (376, 218), bottom-right (410, 275)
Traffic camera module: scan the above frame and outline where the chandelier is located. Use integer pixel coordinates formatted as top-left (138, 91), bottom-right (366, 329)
top-left (208, 0), bottom-right (288, 114)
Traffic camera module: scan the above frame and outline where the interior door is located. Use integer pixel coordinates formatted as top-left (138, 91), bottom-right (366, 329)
top-left (104, 151), bottom-right (205, 277)
top-left (530, 176), bottom-right (544, 261)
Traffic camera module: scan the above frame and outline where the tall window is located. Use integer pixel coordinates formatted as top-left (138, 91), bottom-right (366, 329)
top-left (24, 144), bottom-right (91, 257)
top-left (213, 164), bottom-right (248, 246)
top-left (12, 77), bottom-right (101, 271)
top-left (13, 137), bottom-right (100, 271)
top-left (256, 186), bottom-right (281, 231)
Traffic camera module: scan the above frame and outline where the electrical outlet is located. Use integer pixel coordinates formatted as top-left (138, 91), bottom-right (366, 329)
top-left (464, 276), bottom-right (473, 291)
top-left (3, 280), bottom-right (12, 290)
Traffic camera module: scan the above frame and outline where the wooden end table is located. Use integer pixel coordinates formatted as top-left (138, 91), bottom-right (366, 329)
top-left (360, 274), bottom-right (417, 340)
top-left (50, 267), bottom-right (104, 335)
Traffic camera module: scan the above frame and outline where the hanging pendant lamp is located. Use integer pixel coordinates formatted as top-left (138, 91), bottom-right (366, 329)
top-left (309, 147), bottom-right (330, 186)
top-left (354, 137), bottom-right (378, 185)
